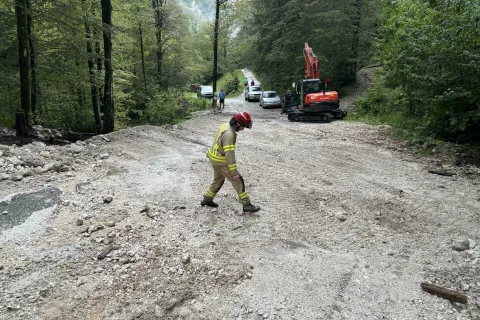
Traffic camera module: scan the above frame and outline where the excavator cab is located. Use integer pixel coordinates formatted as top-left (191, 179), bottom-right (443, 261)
top-left (296, 79), bottom-right (322, 98)
top-left (296, 79), bottom-right (339, 112)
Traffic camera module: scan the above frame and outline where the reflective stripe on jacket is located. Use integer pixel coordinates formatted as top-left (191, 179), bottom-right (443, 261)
top-left (207, 123), bottom-right (238, 175)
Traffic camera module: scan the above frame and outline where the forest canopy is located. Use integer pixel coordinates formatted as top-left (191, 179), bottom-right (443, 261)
top-left (1, 0), bottom-right (479, 142)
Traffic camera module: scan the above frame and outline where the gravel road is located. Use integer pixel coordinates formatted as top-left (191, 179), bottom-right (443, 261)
top-left (1, 73), bottom-right (479, 320)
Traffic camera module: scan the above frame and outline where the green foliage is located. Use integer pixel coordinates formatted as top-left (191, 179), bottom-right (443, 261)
top-left (34, 89), bottom-right (99, 133)
top-left (239, 0), bottom-right (380, 93)
top-left (0, 110), bottom-right (15, 128)
top-left (58, 107), bottom-right (99, 133)
top-left (352, 69), bottom-right (440, 140)
top-left (0, 0), bottom-right (221, 132)
top-left (213, 69), bottom-right (244, 97)
top-left (143, 89), bottom-right (210, 126)
top-left (0, 2), bottom-right (19, 128)
top-left (377, 0), bottom-right (480, 142)
top-left (354, 73), bottom-right (404, 117)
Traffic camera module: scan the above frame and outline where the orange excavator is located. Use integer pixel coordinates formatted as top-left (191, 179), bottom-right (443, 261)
top-left (285, 43), bottom-right (347, 122)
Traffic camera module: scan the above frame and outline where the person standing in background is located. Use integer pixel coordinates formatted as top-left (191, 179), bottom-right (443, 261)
top-left (212, 92), bottom-right (219, 113)
top-left (282, 89), bottom-right (292, 114)
top-left (219, 89), bottom-right (226, 109)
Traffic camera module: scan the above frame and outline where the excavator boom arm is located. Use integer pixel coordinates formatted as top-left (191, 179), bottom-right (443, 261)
top-left (304, 43), bottom-right (319, 79)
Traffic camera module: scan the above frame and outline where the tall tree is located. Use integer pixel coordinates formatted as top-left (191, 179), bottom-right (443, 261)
top-left (26, 0), bottom-right (37, 118)
top-left (138, 6), bottom-right (147, 95)
top-left (14, 0), bottom-right (32, 136)
top-left (101, 0), bottom-right (114, 133)
top-left (350, 0), bottom-right (363, 75)
top-left (152, 0), bottom-right (165, 85)
top-left (239, 0), bottom-right (379, 91)
top-left (93, 4), bottom-right (104, 114)
top-left (96, 39), bottom-right (104, 113)
top-left (83, 0), bottom-right (101, 133)
top-left (213, 0), bottom-right (228, 93)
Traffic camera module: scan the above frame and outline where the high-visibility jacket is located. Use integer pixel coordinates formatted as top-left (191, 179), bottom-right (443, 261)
top-left (207, 123), bottom-right (238, 176)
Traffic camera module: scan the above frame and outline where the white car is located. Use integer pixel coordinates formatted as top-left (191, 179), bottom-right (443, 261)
top-left (244, 86), bottom-right (262, 102)
top-left (259, 91), bottom-right (281, 108)
top-left (197, 85), bottom-right (213, 99)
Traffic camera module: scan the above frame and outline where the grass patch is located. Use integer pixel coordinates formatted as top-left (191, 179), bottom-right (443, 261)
top-left (210, 69), bottom-right (245, 98)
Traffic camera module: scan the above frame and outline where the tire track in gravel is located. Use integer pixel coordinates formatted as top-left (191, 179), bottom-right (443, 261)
top-left (248, 122), bottom-right (416, 193)
top-left (103, 126), bottom-right (208, 201)
top-left (236, 115), bottom-right (476, 253)
top-left (137, 93), bottom-right (480, 319)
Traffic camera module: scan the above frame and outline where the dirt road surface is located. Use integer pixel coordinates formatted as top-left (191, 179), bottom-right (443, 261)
top-left (1, 77), bottom-right (479, 319)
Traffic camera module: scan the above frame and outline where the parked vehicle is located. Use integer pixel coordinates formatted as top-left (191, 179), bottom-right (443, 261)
top-left (197, 85), bottom-right (214, 99)
top-left (259, 91), bottom-right (281, 109)
top-left (244, 85), bottom-right (262, 102)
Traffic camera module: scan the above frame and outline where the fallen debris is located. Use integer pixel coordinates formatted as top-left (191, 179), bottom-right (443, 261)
top-left (102, 195), bottom-right (113, 203)
top-left (427, 169), bottom-right (454, 177)
top-left (420, 282), bottom-right (468, 304)
top-left (97, 244), bottom-right (114, 260)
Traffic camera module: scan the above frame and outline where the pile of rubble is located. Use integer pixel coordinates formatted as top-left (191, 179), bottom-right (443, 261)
top-left (0, 126), bottom-right (108, 182)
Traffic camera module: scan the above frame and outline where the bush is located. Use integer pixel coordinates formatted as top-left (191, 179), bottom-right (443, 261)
top-left (144, 88), bottom-right (210, 126)
top-left (35, 100), bottom-right (98, 133)
top-left (213, 70), bottom-right (245, 97)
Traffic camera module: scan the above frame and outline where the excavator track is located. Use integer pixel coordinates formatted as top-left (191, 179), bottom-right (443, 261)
top-left (286, 107), bottom-right (347, 123)
top-left (288, 112), bottom-right (333, 122)
top-left (331, 109), bottom-right (348, 119)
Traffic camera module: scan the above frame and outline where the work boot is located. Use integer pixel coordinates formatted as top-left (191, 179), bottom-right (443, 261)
top-left (243, 203), bottom-right (260, 213)
top-left (201, 196), bottom-right (218, 207)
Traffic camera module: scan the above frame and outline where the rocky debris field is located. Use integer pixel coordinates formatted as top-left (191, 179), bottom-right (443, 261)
top-left (1, 91), bottom-right (480, 320)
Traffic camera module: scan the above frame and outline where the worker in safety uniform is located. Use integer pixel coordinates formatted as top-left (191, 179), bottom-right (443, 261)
top-left (201, 111), bottom-right (261, 213)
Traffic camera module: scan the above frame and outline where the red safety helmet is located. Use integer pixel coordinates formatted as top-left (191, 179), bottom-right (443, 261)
top-left (233, 111), bottom-right (252, 129)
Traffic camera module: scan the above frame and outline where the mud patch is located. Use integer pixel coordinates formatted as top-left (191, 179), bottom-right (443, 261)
top-left (0, 187), bottom-right (62, 231)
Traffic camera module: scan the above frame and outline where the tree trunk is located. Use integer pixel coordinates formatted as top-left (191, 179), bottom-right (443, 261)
top-left (93, 4), bottom-right (104, 114)
top-left (15, 0), bottom-right (32, 137)
top-left (350, 0), bottom-right (362, 76)
top-left (75, 84), bottom-right (82, 120)
top-left (213, 0), bottom-right (227, 93)
top-left (101, 0), bottom-right (114, 134)
top-left (152, 0), bottom-right (164, 85)
top-left (15, 112), bottom-right (27, 137)
top-left (26, 0), bottom-right (37, 120)
top-left (96, 38), bottom-right (104, 114)
top-left (213, 0), bottom-right (220, 93)
top-left (138, 7), bottom-right (147, 95)
top-left (421, 283), bottom-right (468, 304)
top-left (83, 0), bottom-right (101, 133)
